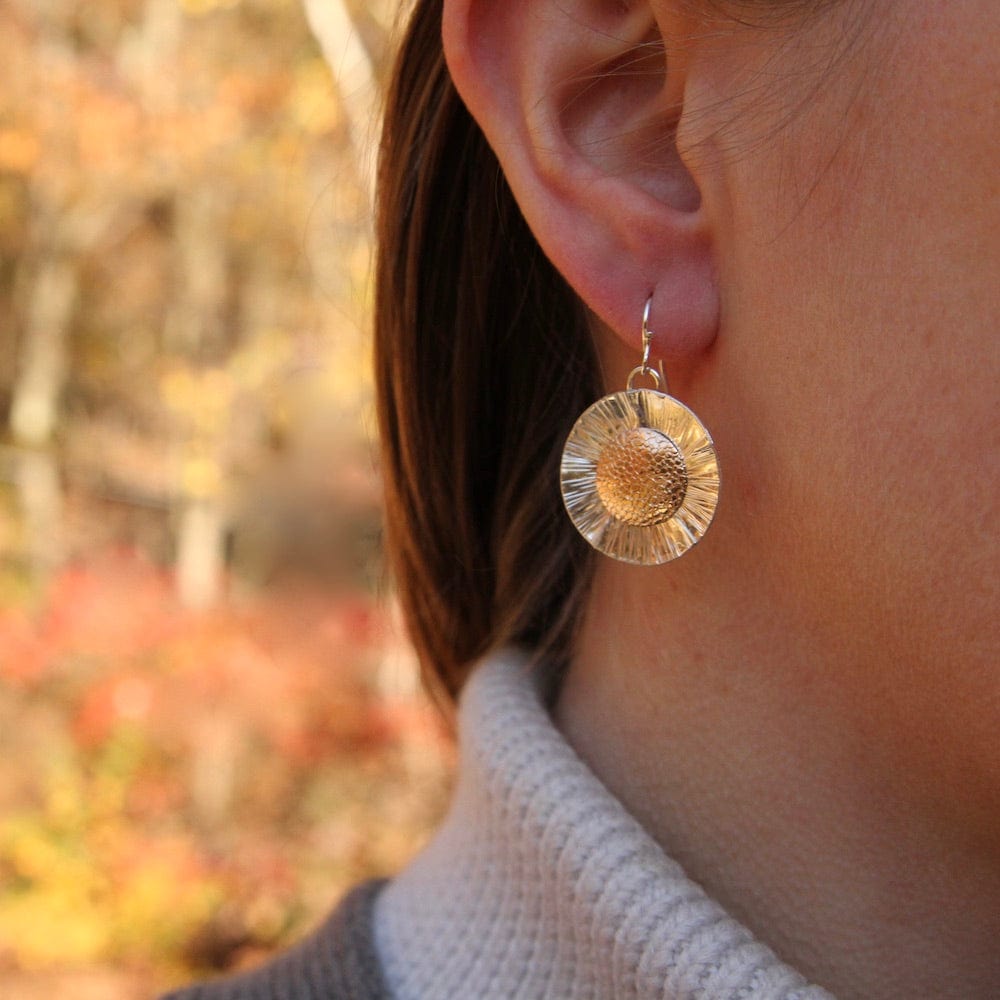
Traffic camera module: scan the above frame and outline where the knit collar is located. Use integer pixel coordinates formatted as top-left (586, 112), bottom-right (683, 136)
top-left (373, 648), bottom-right (835, 1000)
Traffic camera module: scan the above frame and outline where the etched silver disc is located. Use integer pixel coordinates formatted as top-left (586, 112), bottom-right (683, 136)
top-left (560, 389), bottom-right (720, 565)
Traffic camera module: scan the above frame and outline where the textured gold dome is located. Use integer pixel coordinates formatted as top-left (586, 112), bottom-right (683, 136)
top-left (594, 427), bottom-right (688, 527)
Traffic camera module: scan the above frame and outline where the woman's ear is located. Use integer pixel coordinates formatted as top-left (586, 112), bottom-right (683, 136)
top-left (442, 0), bottom-right (719, 363)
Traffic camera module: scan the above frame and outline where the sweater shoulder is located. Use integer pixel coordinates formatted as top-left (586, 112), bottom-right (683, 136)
top-left (159, 879), bottom-right (391, 1000)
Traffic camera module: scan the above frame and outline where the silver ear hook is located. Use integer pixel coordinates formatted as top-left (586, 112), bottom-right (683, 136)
top-left (627, 295), bottom-right (668, 393)
top-left (641, 296), bottom-right (654, 371)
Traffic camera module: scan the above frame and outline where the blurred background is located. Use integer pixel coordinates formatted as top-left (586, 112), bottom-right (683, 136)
top-left (0, 1), bottom-right (455, 996)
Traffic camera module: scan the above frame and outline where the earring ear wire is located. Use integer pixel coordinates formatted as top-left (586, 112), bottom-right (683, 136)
top-left (559, 296), bottom-right (720, 565)
top-left (628, 295), bottom-right (666, 392)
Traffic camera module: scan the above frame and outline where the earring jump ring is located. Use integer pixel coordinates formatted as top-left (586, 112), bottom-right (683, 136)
top-left (626, 363), bottom-right (662, 391)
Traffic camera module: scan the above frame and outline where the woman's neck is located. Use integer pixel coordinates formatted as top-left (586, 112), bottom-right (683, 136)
top-left (554, 557), bottom-right (1000, 1000)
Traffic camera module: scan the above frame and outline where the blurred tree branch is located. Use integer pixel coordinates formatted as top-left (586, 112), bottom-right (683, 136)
top-left (301, 0), bottom-right (383, 209)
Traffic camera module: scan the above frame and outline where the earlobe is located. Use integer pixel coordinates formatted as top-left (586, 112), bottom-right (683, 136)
top-left (442, 0), bottom-right (719, 364)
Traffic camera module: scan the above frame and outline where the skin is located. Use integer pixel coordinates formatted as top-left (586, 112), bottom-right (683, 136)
top-left (443, 1), bottom-right (999, 996)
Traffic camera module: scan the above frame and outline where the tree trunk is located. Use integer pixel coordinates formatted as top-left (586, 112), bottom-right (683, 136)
top-left (9, 256), bottom-right (76, 447)
top-left (175, 496), bottom-right (226, 611)
top-left (163, 186), bottom-right (229, 357)
top-left (164, 180), bottom-right (231, 609)
top-left (302, 0), bottom-right (380, 209)
top-left (9, 255), bottom-right (78, 575)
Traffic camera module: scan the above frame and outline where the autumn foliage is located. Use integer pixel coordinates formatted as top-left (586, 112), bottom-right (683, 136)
top-left (0, 0), bottom-right (452, 996)
top-left (0, 548), bottom-right (453, 991)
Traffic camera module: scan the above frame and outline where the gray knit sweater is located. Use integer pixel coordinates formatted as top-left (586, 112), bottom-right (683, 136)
top-left (161, 880), bottom-right (389, 999)
top-left (163, 649), bottom-right (835, 999)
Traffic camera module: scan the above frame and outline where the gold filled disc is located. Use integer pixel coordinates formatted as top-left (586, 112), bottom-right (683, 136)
top-left (560, 389), bottom-right (720, 565)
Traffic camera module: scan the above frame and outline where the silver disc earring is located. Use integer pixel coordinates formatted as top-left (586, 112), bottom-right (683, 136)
top-left (560, 297), bottom-right (721, 565)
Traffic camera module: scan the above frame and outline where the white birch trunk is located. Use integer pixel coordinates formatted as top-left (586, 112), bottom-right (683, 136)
top-left (302, 0), bottom-right (379, 209)
top-left (164, 181), bottom-right (230, 608)
top-left (9, 256), bottom-right (78, 574)
top-left (9, 257), bottom-right (77, 448)
top-left (176, 497), bottom-right (226, 611)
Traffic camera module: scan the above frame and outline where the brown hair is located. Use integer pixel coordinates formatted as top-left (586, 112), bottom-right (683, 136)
top-left (373, 0), bottom-right (600, 704)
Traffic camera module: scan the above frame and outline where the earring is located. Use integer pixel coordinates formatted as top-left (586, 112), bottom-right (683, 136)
top-left (560, 297), bottom-right (720, 565)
